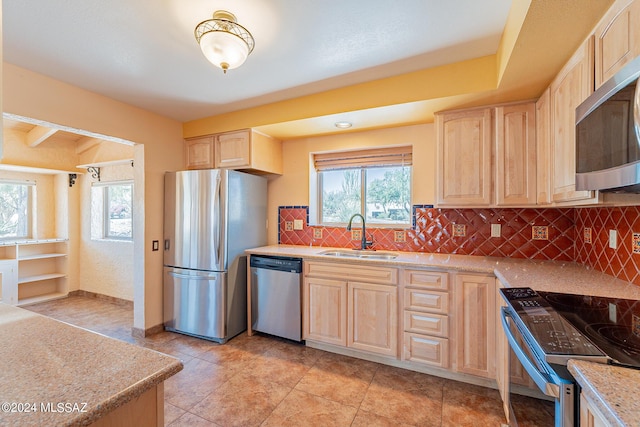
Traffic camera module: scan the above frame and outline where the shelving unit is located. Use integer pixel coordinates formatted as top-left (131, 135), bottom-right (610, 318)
top-left (0, 240), bottom-right (69, 306)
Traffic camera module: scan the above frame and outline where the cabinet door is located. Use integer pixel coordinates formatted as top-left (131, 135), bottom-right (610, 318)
top-left (495, 103), bottom-right (537, 206)
top-left (454, 274), bottom-right (496, 378)
top-left (303, 277), bottom-right (347, 346)
top-left (214, 130), bottom-right (251, 169)
top-left (495, 280), bottom-right (511, 423)
top-left (579, 393), bottom-right (609, 427)
top-left (536, 88), bottom-right (552, 205)
top-left (347, 281), bottom-right (397, 356)
top-left (595, 0), bottom-right (640, 88)
top-left (550, 36), bottom-right (598, 204)
top-left (436, 108), bottom-right (493, 206)
top-left (185, 136), bottom-right (214, 170)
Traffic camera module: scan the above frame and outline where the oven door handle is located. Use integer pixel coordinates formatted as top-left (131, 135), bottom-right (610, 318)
top-left (500, 307), bottom-right (560, 398)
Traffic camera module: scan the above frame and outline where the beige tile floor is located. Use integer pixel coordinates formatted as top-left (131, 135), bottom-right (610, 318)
top-left (25, 295), bottom-right (554, 426)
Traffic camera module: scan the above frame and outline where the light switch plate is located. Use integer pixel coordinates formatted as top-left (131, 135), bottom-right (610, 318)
top-left (491, 224), bottom-right (501, 238)
top-left (609, 229), bottom-right (617, 249)
top-left (293, 219), bottom-right (303, 230)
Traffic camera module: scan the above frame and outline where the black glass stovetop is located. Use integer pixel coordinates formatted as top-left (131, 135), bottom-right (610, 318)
top-left (501, 287), bottom-right (640, 368)
top-left (538, 290), bottom-right (640, 368)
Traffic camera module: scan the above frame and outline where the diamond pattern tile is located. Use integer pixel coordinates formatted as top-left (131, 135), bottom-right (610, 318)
top-left (279, 206), bottom-right (576, 261)
top-left (575, 207), bottom-right (640, 286)
top-left (278, 205), bottom-right (640, 285)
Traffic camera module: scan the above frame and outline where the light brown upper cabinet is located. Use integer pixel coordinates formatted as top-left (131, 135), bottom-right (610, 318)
top-left (495, 103), bottom-right (537, 206)
top-left (549, 36), bottom-right (600, 204)
top-left (436, 108), bottom-right (493, 206)
top-left (594, 0), bottom-right (640, 88)
top-left (535, 88), bottom-right (552, 205)
top-left (185, 136), bottom-right (215, 170)
top-left (185, 129), bottom-right (282, 174)
top-left (215, 129), bottom-right (283, 175)
top-left (436, 102), bottom-right (536, 207)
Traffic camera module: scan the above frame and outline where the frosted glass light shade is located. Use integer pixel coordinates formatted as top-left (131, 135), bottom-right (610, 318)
top-left (194, 10), bottom-right (255, 74)
top-left (199, 31), bottom-right (250, 72)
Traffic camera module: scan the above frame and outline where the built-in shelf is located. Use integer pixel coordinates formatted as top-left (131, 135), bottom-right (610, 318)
top-left (76, 159), bottom-right (134, 168)
top-left (18, 273), bottom-right (67, 285)
top-left (0, 240), bottom-right (70, 306)
top-left (16, 292), bottom-right (68, 307)
top-left (19, 253), bottom-right (67, 261)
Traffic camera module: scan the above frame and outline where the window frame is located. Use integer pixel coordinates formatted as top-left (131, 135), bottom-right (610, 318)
top-left (92, 180), bottom-right (133, 241)
top-left (0, 180), bottom-right (35, 241)
top-left (316, 164), bottom-right (412, 227)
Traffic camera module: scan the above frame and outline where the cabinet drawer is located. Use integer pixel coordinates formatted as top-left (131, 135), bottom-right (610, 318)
top-left (404, 311), bottom-right (448, 337)
top-left (403, 332), bottom-right (449, 368)
top-left (305, 261), bottom-right (397, 285)
top-left (403, 270), bottom-right (448, 291)
top-left (403, 289), bottom-right (449, 314)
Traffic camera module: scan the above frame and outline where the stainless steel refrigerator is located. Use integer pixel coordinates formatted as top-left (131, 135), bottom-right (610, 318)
top-left (163, 169), bottom-right (267, 343)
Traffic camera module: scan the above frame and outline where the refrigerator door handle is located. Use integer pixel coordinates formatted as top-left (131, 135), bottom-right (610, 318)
top-left (213, 173), bottom-right (223, 267)
top-left (168, 271), bottom-right (217, 281)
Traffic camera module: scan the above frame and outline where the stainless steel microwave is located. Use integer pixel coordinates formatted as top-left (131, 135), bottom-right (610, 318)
top-left (575, 55), bottom-right (640, 192)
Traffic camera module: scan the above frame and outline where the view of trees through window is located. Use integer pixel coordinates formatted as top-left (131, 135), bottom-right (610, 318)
top-left (92, 182), bottom-right (132, 240)
top-left (321, 166), bottom-right (411, 224)
top-left (0, 182), bottom-right (32, 239)
top-left (105, 183), bottom-right (133, 239)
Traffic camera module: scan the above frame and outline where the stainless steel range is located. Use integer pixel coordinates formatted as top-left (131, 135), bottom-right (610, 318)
top-left (500, 287), bottom-right (640, 427)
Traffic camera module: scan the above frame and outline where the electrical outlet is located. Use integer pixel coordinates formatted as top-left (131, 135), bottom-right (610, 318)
top-left (152, 240), bottom-right (159, 251)
top-left (491, 224), bottom-right (501, 238)
top-left (293, 219), bottom-right (303, 230)
top-left (609, 230), bottom-right (617, 249)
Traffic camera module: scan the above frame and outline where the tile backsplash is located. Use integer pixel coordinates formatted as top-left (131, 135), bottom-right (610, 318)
top-left (575, 207), bottom-right (640, 285)
top-left (279, 206), bottom-right (575, 261)
top-left (278, 205), bottom-right (640, 286)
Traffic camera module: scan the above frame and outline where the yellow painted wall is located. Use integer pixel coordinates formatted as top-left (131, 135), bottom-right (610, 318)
top-left (266, 123), bottom-right (435, 244)
top-left (2, 63), bottom-right (183, 331)
top-left (80, 164), bottom-right (134, 301)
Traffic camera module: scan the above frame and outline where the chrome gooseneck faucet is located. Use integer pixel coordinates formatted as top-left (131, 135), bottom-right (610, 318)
top-left (346, 213), bottom-right (373, 250)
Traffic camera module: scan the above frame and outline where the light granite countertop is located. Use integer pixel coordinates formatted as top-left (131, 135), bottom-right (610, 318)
top-left (568, 360), bottom-right (640, 427)
top-left (246, 244), bottom-right (640, 299)
top-left (247, 244), bottom-right (640, 425)
top-left (0, 303), bottom-right (183, 427)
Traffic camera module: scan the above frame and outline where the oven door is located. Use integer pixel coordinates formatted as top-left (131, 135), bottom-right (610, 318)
top-left (500, 307), bottom-right (575, 427)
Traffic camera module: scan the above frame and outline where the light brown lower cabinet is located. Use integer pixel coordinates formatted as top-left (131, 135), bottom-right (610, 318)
top-left (453, 273), bottom-right (496, 378)
top-left (580, 393), bottom-right (609, 427)
top-left (403, 332), bottom-right (450, 367)
top-left (401, 269), bottom-right (451, 368)
top-left (303, 277), bottom-right (347, 346)
top-left (347, 281), bottom-right (397, 356)
top-left (303, 262), bottom-right (398, 357)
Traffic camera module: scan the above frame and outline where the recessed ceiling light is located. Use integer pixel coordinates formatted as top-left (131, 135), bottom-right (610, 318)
top-left (334, 121), bottom-right (352, 129)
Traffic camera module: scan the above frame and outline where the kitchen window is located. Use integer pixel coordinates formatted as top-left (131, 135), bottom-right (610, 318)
top-left (313, 146), bottom-right (412, 226)
top-left (0, 180), bottom-right (35, 239)
top-left (91, 181), bottom-right (133, 240)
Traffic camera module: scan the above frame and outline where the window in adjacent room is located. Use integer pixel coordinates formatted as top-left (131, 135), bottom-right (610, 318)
top-left (0, 180), bottom-right (35, 240)
top-left (91, 181), bottom-right (133, 240)
top-left (313, 146), bottom-right (412, 226)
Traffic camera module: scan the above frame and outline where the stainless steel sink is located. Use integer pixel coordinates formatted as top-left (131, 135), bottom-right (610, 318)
top-left (319, 249), bottom-right (398, 260)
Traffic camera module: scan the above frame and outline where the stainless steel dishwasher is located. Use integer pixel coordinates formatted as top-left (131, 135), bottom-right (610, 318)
top-left (250, 255), bottom-right (303, 342)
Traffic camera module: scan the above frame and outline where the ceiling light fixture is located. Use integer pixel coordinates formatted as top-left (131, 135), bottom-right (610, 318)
top-left (334, 121), bottom-right (353, 129)
top-left (194, 10), bottom-right (255, 74)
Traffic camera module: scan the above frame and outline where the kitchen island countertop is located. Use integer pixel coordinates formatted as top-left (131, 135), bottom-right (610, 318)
top-left (0, 303), bottom-right (183, 426)
top-left (568, 360), bottom-right (640, 427)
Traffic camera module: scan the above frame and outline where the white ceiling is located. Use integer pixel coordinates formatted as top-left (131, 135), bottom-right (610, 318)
top-left (3, 1), bottom-right (511, 123)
